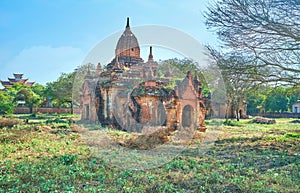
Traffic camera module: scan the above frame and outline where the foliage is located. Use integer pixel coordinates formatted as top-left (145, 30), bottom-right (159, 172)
top-left (72, 63), bottom-right (96, 107)
top-left (15, 87), bottom-right (43, 112)
top-left (246, 85), bottom-right (300, 114)
top-left (45, 64), bottom-right (95, 108)
top-left (246, 86), bottom-right (268, 114)
top-left (46, 73), bottom-right (75, 108)
top-left (159, 58), bottom-right (210, 96)
top-left (265, 87), bottom-right (289, 112)
top-left (0, 91), bottom-right (15, 115)
top-left (286, 86), bottom-right (300, 107)
top-left (30, 83), bottom-right (47, 99)
top-left (205, 0), bottom-right (300, 86)
top-left (1, 84), bottom-right (45, 114)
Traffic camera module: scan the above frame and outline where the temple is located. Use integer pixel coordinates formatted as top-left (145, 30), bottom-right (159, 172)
top-left (80, 18), bottom-right (207, 132)
top-left (1, 73), bottom-right (35, 91)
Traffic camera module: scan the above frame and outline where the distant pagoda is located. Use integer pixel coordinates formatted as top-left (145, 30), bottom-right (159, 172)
top-left (1, 73), bottom-right (35, 91)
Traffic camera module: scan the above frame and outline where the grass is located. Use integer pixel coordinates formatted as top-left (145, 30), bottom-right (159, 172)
top-left (0, 116), bottom-right (299, 192)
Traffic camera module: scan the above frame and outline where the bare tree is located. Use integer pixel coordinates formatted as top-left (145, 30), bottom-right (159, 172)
top-left (208, 46), bottom-right (253, 121)
top-left (205, 0), bottom-right (300, 85)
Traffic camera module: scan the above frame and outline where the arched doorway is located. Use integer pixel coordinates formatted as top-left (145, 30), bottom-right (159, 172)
top-left (156, 102), bottom-right (166, 126)
top-left (182, 105), bottom-right (194, 127)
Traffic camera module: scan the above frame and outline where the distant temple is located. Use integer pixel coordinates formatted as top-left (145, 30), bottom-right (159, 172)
top-left (1, 73), bottom-right (35, 91)
top-left (80, 18), bottom-right (207, 132)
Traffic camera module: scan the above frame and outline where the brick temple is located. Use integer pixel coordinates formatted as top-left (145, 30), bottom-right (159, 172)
top-left (80, 18), bottom-right (207, 132)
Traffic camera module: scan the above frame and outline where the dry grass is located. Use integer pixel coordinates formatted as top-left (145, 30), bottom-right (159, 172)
top-left (0, 117), bottom-right (24, 128)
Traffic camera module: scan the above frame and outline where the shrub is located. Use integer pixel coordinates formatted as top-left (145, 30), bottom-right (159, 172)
top-left (285, 132), bottom-right (300, 139)
top-left (30, 113), bottom-right (37, 118)
top-left (59, 154), bottom-right (78, 165)
top-left (290, 119), bottom-right (300, 124)
top-left (223, 120), bottom-right (242, 126)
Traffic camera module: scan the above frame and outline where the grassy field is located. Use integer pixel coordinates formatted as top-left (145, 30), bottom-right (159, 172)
top-left (0, 114), bottom-right (299, 192)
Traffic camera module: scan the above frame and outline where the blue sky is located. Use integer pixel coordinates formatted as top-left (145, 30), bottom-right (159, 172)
top-left (0, 0), bottom-right (219, 86)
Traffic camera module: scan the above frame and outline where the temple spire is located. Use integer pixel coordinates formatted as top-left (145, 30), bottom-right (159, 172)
top-left (95, 62), bottom-right (102, 77)
top-left (126, 17), bottom-right (130, 28)
top-left (148, 46), bottom-right (154, 61)
top-left (85, 64), bottom-right (93, 79)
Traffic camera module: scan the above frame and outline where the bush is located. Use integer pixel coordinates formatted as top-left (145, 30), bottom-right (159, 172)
top-left (285, 132), bottom-right (300, 139)
top-left (290, 119), bottom-right (300, 124)
top-left (30, 113), bottom-right (37, 118)
top-left (59, 154), bottom-right (78, 165)
top-left (223, 120), bottom-right (242, 126)
top-left (0, 117), bottom-right (24, 128)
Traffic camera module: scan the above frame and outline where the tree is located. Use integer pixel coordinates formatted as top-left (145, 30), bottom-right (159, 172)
top-left (0, 91), bottom-right (15, 115)
top-left (159, 58), bottom-right (205, 80)
top-left (46, 73), bottom-right (75, 108)
top-left (265, 87), bottom-right (289, 112)
top-left (246, 86), bottom-right (268, 114)
top-left (207, 47), bottom-right (253, 121)
top-left (205, 0), bottom-right (300, 86)
top-left (286, 86), bottom-right (300, 107)
top-left (45, 64), bottom-right (95, 113)
top-left (158, 58), bottom-right (210, 95)
top-left (31, 83), bottom-right (47, 99)
top-left (1, 84), bottom-right (44, 114)
top-left (14, 86), bottom-right (43, 113)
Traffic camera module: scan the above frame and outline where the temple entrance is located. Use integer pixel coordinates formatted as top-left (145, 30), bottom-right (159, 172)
top-left (84, 105), bottom-right (90, 120)
top-left (156, 102), bottom-right (166, 126)
top-left (182, 105), bottom-right (193, 127)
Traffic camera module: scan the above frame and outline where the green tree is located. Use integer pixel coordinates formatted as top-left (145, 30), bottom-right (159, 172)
top-left (0, 91), bottom-right (15, 115)
top-left (265, 87), bottom-right (289, 112)
top-left (31, 83), bottom-right (47, 99)
top-left (2, 84), bottom-right (44, 114)
top-left (286, 86), bottom-right (300, 110)
top-left (246, 86), bottom-right (269, 114)
top-left (159, 58), bottom-right (209, 95)
top-left (14, 86), bottom-right (43, 113)
top-left (159, 58), bottom-right (206, 82)
top-left (45, 64), bottom-right (95, 113)
top-left (46, 73), bottom-right (74, 108)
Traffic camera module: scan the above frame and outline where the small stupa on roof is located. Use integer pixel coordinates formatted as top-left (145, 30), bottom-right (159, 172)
top-left (1, 73), bottom-right (35, 91)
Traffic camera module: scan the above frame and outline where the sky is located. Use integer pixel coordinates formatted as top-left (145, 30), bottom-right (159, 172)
top-left (0, 0), bottom-right (219, 87)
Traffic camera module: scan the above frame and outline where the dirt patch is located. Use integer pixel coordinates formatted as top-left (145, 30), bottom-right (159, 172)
top-left (34, 125), bottom-right (52, 132)
top-left (80, 130), bottom-right (117, 149)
